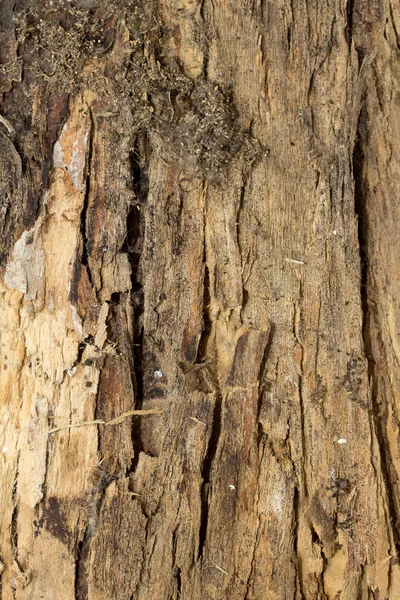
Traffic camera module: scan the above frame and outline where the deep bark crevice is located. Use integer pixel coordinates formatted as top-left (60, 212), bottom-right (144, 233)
top-left (197, 234), bottom-right (223, 558)
top-left (10, 458), bottom-right (19, 568)
top-left (74, 539), bottom-right (88, 600)
top-left (124, 134), bottom-right (150, 472)
top-left (174, 566), bottom-right (182, 598)
top-left (80, 109), bottom-right (95, 286)
top-left (346, 0), bottom-right (355, 47)
top-left (198, 387), bottom-right (222, 559)
top-left (293, 486), bottom-right (304, 599)
top-left (78, 335), bottom-right (94, 363)
top-left (236, 179), bottom-right (246, 263)
top-left (200, 0), bottom-right (209, 80)
top-left (195, 263), bottom-right (212, 364)
top-left (353, 107), bottom-right (400, 554)
top-left (10, 505), bottom-right (18, 557)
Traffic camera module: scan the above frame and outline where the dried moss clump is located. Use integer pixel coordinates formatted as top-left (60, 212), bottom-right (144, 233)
top-left (152, 79), bottom-right (257, 181)
top-left (15, 2), bottom-right (125, 92)
top-left (13, 1), bottom-right (260, 182)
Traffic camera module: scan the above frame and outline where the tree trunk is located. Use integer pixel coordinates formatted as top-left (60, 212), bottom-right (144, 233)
top-left (1, 1), bottom-right (400, 598)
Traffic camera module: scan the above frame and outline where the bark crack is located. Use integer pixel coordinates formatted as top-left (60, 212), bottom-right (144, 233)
top-left (80, 108), bottom-right (95, 287)
top-left (197, 193), bottom-right (223, 560)
top-left (198, 385), bottom-right (222, 560)
top-left (346, 0), bottom-right (355, 48)
top-left (293, 486), bottom-right (304, 598)
top-left (123, 133), bottom-right (150, 472)
top-left (353, 95), bottom-right (400, 556)
top-left (200, 0), bottom-right (209, 79)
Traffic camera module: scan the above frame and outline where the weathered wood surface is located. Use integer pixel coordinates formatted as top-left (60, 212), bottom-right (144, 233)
top-left (1, 1), bottom-right (400, 599)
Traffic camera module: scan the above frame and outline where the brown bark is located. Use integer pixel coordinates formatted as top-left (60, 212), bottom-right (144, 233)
top-left (1, 1), bottom-right (400, 599)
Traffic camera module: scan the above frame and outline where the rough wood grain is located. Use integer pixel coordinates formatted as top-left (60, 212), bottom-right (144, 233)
top-left (1, 1), bottom-right (400, 599)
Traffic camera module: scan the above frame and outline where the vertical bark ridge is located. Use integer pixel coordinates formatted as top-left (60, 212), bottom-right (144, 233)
top-left (351, 4), bottom-right (400, 584)
top-left (354, 107), bottom-right (400, 558)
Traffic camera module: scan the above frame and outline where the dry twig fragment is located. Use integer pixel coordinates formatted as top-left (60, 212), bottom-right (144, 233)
top-left (48, 409), bottom-right (164, 433)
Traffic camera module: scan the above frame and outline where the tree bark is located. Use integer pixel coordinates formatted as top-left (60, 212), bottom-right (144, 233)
top-left (1, 1), bottom-right (400, 599)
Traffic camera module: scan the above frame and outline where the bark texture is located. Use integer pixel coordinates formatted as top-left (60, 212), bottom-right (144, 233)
top-left (1, 1), bottom-right (400, 599)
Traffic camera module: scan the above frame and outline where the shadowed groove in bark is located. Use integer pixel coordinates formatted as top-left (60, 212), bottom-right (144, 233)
top-left (75, 539), bottom-right (88, 600)
top-left (173, 566), bottom-right (182, 598)
top-left (80, 109), bottom-right (94, 286)
top-left (73, 132), bottom-right (151, 595)
top-left (198, 386), bottom-right (222, 559)
top-left (124, 134), bottom-right (149, 472)
top-left (197, 253), bottom-right (222, 559)
top-left (200, 0), bottom-right (209, 80)
top-left (292, 486), bottom-right (303, 597)
top-left (10, 504), bottom-right (18, 558)
top-left (346, 0), bottom-right (355, 47)
top-left (236, 179), bottom-right (246, 275)
top-left (77, 336), bottom-right (94, 365)
top-left (353, 104), bottom-right (400, 555)
top-left (195, 262), bottom-right (212, 364)
top-left (10, 456), bottom-right (19, 568)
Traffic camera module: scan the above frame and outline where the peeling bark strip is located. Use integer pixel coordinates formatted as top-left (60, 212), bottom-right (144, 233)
top-left (1, 0), bottom-right (400, 599)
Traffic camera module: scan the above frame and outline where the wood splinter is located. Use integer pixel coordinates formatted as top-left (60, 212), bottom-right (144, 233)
top-left (48, 409), bottom-right (164, 434)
